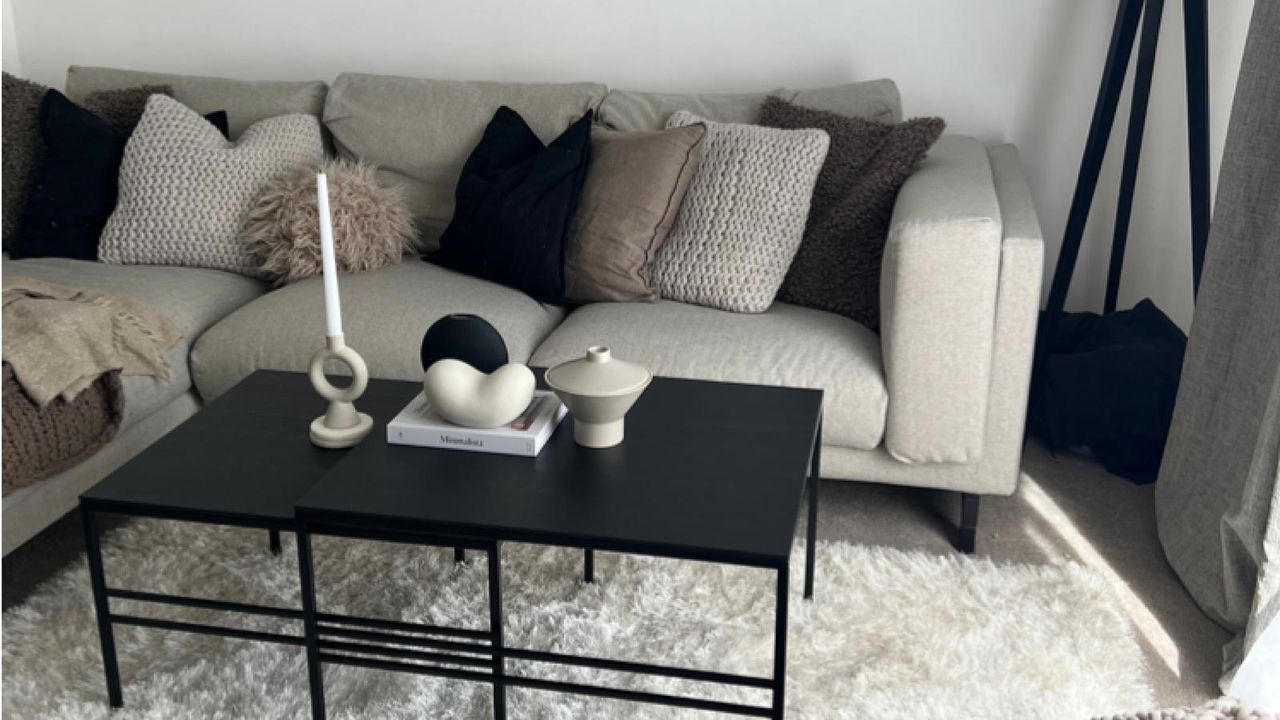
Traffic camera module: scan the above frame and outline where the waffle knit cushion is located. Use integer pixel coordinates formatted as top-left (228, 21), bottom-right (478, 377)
top-left (758, 96), bottom-right (945, 330)
top-left (99, 94), bottom-right (324, 278)
top-left (651, 110), bottom-right (828, 313)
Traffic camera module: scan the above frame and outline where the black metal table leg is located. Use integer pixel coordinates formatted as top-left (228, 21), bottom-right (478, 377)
top-left (82, 506), bottom-right (123, 708)
top-left (269, 529), bottom-right (282, 556)
top-left (583, 548), bottom-right (594, 584)
top-left (771, 563), bottom-right (789, 719)
top-left (455, 547), bottom-right (466, 564)
top-left (488, 542), bottom-right (507, 719)
top-left (804, 422), bottom-right (821, 600)
top-left (297, 526), bottom-right (326, 720)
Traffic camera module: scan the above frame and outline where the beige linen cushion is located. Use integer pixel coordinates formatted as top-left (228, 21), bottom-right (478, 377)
top-left (651, 111), bottom-right (829, 313)
top-left (65, 65), bottom-right (327, 140)
top-left (597, 79), bottom-right (902, 131)
top-left (99, 95), bottom-right (325, 278)
top-left (566, 124), bottom-right (707, 303)
top-left (323, 74), bottom-right (607, 250)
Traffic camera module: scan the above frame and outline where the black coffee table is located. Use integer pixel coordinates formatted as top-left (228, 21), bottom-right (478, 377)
top-left (77, 371), bottom-right (413, 708)
top-left (79, 370), bottom-right (822, 719)
top-left (296, 375), bottom-right (823, 719)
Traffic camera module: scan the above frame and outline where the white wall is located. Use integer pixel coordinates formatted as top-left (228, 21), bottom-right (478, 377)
top-left (1, 0), bottom-right (20, 76)
top-left (4, 0), bottom-right (1255, 329)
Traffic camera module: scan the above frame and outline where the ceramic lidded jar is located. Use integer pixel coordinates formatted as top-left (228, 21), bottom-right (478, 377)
top-left (544, 346), bottom-right (652, 448)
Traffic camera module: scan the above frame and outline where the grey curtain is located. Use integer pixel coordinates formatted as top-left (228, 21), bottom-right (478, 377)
top-left (1154, 0), bottom-right (1280, 687)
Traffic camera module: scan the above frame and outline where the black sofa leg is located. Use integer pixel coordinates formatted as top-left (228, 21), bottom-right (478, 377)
top-left (956, 493), bottom-right (979, 554)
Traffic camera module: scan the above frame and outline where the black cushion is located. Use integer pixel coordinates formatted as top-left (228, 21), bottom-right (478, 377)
top-left (204, 110), bottom-right (230, 139)
top-left (431, 106), bottom-right (592, 305)
top-left (10, 91), bottom-right (232, 261)
top-left (11, 91), bottom-right (125, 260)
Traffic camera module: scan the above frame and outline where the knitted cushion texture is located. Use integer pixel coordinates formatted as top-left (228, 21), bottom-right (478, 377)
top-left (758, 96), bottom-right (944, 330)
top-left (99, 94), bottom-right (324, 277)
top-left (651, 110), bottom-right (829, 313)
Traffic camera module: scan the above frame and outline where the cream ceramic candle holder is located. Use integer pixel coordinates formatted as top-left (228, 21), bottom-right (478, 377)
top-left (308, 333), bottom-right (374, 448)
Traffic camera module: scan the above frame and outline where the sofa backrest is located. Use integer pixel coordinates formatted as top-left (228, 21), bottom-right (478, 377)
top-left (323, 73), bottom-right (608, 251)
top-left (65, 66), bottom-right (328, 140)
top-left (596, 79), bottom-right (902, 132)
top-left (61, 67), bottom-right (901, 254)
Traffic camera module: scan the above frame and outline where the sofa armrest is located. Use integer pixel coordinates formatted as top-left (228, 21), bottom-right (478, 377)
top-left (880, 135), bottom-right (1004, 464)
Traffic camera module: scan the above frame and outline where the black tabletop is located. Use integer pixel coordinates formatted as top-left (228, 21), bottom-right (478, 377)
top-left (80, 371), bottom-right (415, 527)
top-left (297, 375), bottom-right (822, 567)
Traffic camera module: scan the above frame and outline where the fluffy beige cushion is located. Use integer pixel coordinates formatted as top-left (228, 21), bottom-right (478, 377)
top-left (242, 159), bottom-right (416, 285)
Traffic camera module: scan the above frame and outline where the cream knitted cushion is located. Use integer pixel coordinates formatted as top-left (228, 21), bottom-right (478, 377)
top-left (99, 94), bottom-right (324, 277)
top-left (650, 110), bottom-right (829, 313)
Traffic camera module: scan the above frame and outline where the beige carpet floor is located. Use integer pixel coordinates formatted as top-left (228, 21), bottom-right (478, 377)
top-left (815, 440), bottom-right (1232, 707)
top-left (2, 439), bottom-right (1230, 707)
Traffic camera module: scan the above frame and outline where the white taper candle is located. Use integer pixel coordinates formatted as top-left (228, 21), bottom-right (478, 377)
top-left (316, 172), bottom-right (342, 337)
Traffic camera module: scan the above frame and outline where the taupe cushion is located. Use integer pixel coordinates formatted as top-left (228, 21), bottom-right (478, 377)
top-left (323, 74), bottom-right (608, 250)
top-left (597, 79), bottom-right (902, 132)
top-left (65, 65), bottom-right (327, 139)
top-left (99, 95), bottom-right (325, 278)
top-left (190, 261), bottom-right (566, 401)
top-left (0, 256), bottom-right (265, 428)
top-left (651, 111), bottom-right (829, 313)
top-left (566, 124), bottom-right (706, 303)
top-left (529, 300), bottom-right (887, 450)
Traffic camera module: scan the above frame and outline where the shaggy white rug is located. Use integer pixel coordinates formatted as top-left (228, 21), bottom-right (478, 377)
top-left (2, 519), bottom-right (1153, 718)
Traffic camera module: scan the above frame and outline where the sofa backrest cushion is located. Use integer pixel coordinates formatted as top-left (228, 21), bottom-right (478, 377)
top-left (323, 73), bottom-right (608, 251)
top-left (65, 66), bottom-right (327, 140)
top-left (597, 79), bottom-right (902, 132)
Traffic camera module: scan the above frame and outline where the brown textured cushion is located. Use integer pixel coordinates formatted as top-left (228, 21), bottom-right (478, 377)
top-left (80, 84), bottom-right (174, 136)
top-left (2, 73), bottom-right (49, 247)
top-left (758, 96), bottom-right (944, 330)
top-left (1, 363), bottom-right (123, 495)
top-left (566, 124), bottom-right (706, 303)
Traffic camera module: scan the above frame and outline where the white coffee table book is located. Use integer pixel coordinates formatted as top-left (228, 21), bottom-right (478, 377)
top-left (387, 390), bottom-right (567, 457)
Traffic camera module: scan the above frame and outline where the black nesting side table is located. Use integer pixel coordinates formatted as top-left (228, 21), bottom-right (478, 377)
top-left (79, 371), bottom-right (822, 719)
top-left (77, 371), bottom-right (412, 708)
top-left (295, 375), bottom-right (823, 719)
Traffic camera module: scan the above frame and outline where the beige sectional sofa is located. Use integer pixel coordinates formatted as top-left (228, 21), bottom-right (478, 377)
top-left (1, 66), bottom-right (1044, 555)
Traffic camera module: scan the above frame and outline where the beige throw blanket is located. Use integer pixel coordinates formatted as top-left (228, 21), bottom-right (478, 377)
top-left (2, 276), bottom-right (181, 405)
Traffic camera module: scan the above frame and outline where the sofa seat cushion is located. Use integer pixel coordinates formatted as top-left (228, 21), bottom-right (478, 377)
top-left (190, 261), bottom-right (566, 401)
top-left (1, 256), bottom-right (266, 428)
top-left (529, 300), bottom-right (887, 449)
